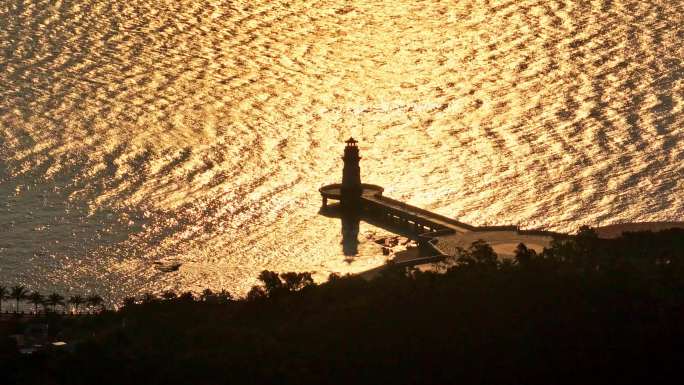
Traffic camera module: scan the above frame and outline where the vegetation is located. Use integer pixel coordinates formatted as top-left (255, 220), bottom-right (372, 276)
top-left (46, 293), bottom-right (65, 313)
top-left (86, 295), bottom-right (104, 313)
top-left (0, 287), bottom-right (98, 316)
top-left (9, 286), bottom-right (28, 313)
top-left (0, 285), bottom-right (8, 312)
top-left (2, 227), bottom-right (684, 385)
top-left (67, 296), bottom-right (85, 314)
top-left (26, 292), bottom-right (44, 314)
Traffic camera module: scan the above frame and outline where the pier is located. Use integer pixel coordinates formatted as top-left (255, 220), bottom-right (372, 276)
top-left (362, 195), bottom-right (474, 234)
top-left (319, 138), bottom-right (555, 265)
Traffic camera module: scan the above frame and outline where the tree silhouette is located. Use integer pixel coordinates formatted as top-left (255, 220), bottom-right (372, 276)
top-left (87, 294), bottom-right (104, 313)
top-left (10, 285), bottom-right (28, 312)
top-left (27, 291), bottom-right (45, 314)
top-left (514, 243), bottom-right (537, 266)
top-left (0, 285), bottom-right (8, 313)
top-left (200, 288), bottom-right (214, 302)
top-left (215, 289), bottom-right (233, 304)
top-left (280, 272), bottom-right (314, 291)
top-left (246, 286), bottom-right (266, 301)
top-left (69, 295), bottom-right (85, 314)
top-left (455, 240), bottom-right (498, 268)
top-left (258, 270), bottom-right (283, 295)
top-left (47, 292), bottom-right (65, 312)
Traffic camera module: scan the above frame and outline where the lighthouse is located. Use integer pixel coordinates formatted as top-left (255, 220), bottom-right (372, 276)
top-left (341, 137), bottom-right (362, 204)
top-left (319, 138), bottom-right (383, 210)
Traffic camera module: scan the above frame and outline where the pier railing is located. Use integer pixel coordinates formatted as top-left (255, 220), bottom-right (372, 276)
top-left (363, 195), bottom-right (477, 232)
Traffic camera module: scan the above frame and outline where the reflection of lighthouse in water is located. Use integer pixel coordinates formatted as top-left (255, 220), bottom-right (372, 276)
top-left (341, 211), bottom-right (360, 256)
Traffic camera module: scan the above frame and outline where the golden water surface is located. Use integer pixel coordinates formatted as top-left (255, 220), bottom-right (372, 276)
top-left (1, 0), bottom-right (683, 301)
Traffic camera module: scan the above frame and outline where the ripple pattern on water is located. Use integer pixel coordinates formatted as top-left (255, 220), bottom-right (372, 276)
top-left (1, 0), bottom-right (683, 300)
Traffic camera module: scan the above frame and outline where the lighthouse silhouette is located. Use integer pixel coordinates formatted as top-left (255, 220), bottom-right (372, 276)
top-left (319, 138), bottom-right (383, 211)
top-left (341, 137), bottom-right (362, 206)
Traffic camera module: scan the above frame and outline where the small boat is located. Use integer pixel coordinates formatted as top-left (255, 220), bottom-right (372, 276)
top-left (153, 261), bottom-right (182, 273)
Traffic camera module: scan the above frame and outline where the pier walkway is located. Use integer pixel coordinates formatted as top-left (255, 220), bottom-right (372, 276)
top-left (320, 183), bottom-right (554, 262)
top-left (362, 194), bottom-right (475, 234)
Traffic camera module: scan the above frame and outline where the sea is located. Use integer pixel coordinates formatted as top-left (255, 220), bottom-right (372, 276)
top-left (1, 0), bottom-right (683, 302)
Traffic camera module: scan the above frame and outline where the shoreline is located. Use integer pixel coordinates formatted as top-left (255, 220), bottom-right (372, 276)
top-left (368, 221), bottom-right (684, 276)
top-left (594, 222), bottom-right (684, 239)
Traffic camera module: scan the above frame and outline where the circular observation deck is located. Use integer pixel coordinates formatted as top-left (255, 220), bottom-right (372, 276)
top-left (319, 183), bottom-right (384, 207)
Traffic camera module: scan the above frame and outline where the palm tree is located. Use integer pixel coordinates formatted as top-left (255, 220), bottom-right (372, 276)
top-left (86, 294), bottom-right (104, 313)
top-left (0, 286), bottom-right (8, 313)
top-left (10, 285), bottom-right (28, 313)
top-left (68, 295), bottom-right (85, 314)
top-left (47, 292), bottom-right (65, 313)
top-left (27, 292), bottom-right (45, 314)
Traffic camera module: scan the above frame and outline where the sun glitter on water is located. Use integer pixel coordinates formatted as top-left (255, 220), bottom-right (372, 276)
top-left (1, 0), bottom-right (683, 301)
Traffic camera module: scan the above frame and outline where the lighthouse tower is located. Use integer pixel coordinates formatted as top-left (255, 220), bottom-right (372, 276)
top-left (341, 137), bottom-right (362, 204)
top-left (319, 138), bottom-right (383, 210)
